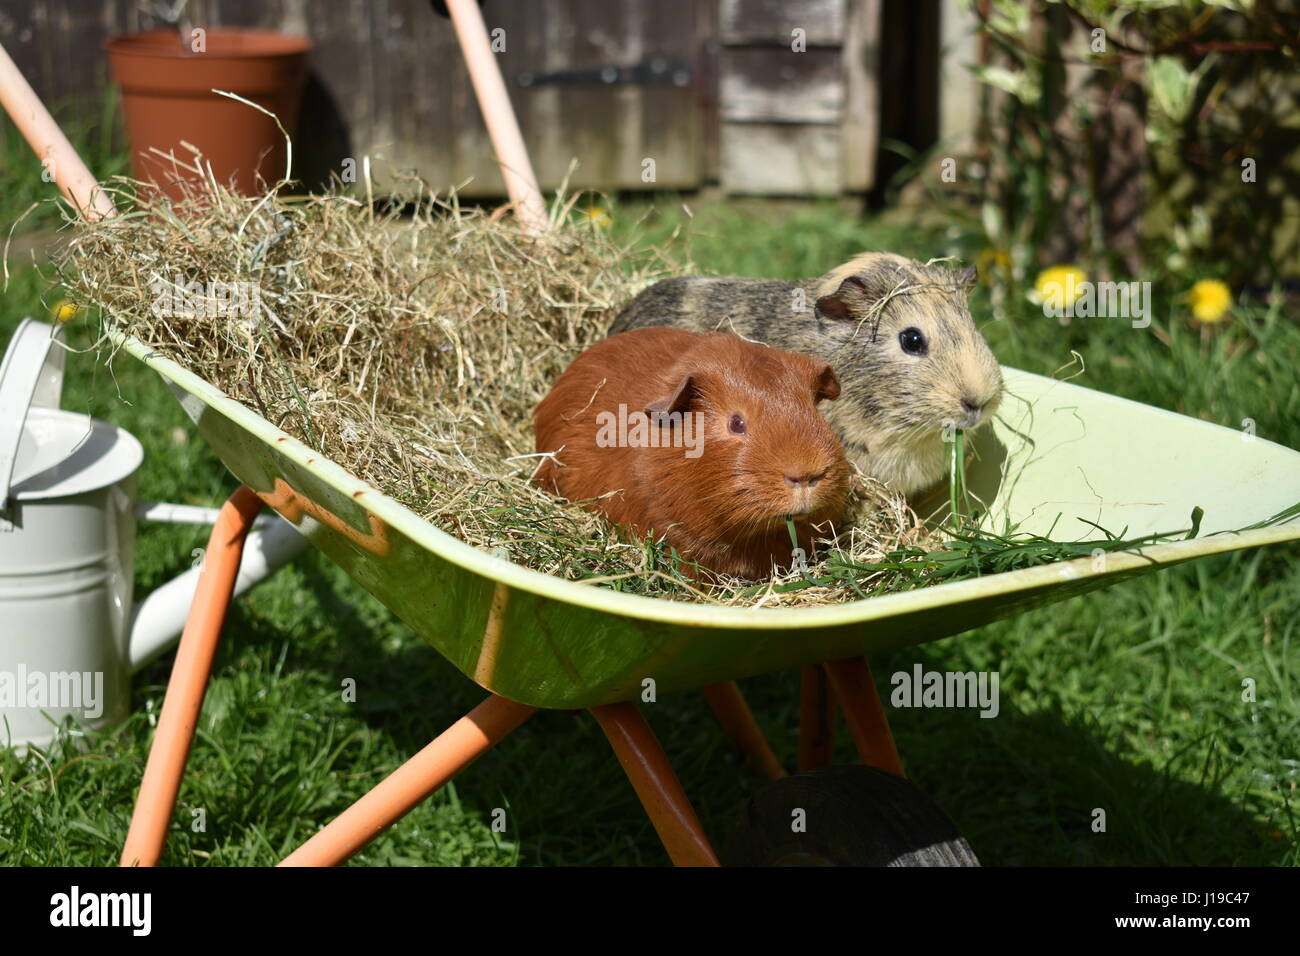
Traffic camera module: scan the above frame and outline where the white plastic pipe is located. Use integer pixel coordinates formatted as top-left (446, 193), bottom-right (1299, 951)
top-left (134, 499), bottom-right (280, 530)
top-left (127, 514), bottom-right (312, 672)
top-left (0, 40), bottom-right (116, 220)
top-left (446, 0), bottom-right (549, 234)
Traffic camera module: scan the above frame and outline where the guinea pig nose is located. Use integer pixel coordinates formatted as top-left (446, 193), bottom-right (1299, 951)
top-left (784, 470), bottom-right (827, 488)
top-left (961, 397), bottom-right (982, 414)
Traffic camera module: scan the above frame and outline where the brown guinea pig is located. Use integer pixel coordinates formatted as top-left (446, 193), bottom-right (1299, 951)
top-left (533, 328), bottom-right (851, 580)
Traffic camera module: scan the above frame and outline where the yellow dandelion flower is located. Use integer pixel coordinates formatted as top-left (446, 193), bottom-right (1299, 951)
top-left (579, 205), bottom-right (612, 229)
top-left (1034, 265), bottom-right (1087, 311)
top-left (51, 299), bottom-right (83, 323)
top-left (1188, 279), bottom-right (1231, 324)
top-left (976, 247), bottom-right (1010, 277)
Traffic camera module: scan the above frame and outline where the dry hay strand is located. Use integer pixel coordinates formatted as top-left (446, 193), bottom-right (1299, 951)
top-left (48, 171), bottom-right (926, 607)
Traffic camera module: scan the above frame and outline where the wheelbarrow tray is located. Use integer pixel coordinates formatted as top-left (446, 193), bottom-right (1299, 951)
top-left (119, 332), bottom-right (1300, 709)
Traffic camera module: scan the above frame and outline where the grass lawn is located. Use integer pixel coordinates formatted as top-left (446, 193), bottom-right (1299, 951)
top-left (1, 140), bottom-right (1296, 865)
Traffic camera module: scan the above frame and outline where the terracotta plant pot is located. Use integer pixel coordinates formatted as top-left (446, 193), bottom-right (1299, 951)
top-left (105, 28), bottom-right (312, 199)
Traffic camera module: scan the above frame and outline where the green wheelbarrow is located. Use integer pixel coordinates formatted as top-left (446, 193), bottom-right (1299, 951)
top-left (111, 332), bottom-right (1300, 866)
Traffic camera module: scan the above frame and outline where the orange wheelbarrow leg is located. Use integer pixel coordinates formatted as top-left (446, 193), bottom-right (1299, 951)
top-left (591, 702), bottom-right (720, 867)
top-left (798, 664), bottom-right (837, 772)
top-left (823, 658), bottom-right (905, 778)
top-left (121, 486), bottom-right (265, 867)
top-left (702, 681), bottom-right (787, 781)
top-left (280, 695), bottom-right (536, 866)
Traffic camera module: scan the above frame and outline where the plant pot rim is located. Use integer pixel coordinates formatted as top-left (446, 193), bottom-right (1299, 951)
top-left (105, 27), bottom-right (312, 60)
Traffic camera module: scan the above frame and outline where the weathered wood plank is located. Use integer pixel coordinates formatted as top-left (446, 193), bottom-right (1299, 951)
top-left (695, 0), bottom-right (721, 182)
top-left (204, 0), bottom-right (286, 29)
top-left (937, 0), bottom-right (978, 150)
top-left (720, 47), bottom-right (842, 123)
top-left (720, 0), bottom-right (845, 46)
top-left (498, 0), bottom-right (702, 192)
top-left (721, 122), bottom-right (841, 194)
top-left (840, 0), bottom-right (880, 191)
top-left (633, 0), bottom-right (704, 190)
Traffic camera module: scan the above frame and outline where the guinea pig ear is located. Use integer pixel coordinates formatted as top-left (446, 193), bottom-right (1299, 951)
top-left (644, 374), bottom-right (698, 421)
top-left (956, 264), bottom-right (978, 288)
top-left (811, 363), bottom-right (841, 403)
top-left (815, 275), bottom-right (870, 321)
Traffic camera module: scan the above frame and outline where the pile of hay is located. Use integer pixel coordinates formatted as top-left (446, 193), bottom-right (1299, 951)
top-left (47, 173), bottom-right (923, 607)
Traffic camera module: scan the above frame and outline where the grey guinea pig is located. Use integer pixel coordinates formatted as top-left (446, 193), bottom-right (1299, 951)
top-left (607, 252), bottom-right (1004, 496)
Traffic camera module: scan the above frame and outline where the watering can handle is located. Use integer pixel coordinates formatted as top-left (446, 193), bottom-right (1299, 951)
top-left (0, 317), bottom-right (66, 510)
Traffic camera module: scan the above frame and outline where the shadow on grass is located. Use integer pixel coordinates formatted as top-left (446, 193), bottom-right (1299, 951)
top-left (884, 675), bottom-right (1291, 866)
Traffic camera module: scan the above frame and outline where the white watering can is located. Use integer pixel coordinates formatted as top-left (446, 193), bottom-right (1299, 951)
top-left (0, 318), bottom-right (308, 751)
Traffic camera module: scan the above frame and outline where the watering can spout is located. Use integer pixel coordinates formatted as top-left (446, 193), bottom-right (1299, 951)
top-left (127, 512), bottom-right (310, 672)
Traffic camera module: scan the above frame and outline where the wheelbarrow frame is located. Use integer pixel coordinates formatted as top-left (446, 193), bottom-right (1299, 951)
top-left (119, 484), bottom-right (906, 867)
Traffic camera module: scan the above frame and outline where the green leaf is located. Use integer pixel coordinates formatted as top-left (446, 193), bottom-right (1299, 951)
top-left (969, 65), bottom-right (1036, 103)
top-left (1149, 56), bottom-right (1194, 122)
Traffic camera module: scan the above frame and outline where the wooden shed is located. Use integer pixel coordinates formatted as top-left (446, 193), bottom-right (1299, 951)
top-left (1, 0), bottom-right (972, 197)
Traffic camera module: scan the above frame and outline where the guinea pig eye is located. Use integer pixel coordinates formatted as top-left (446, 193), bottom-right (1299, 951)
top-left (728, 413), bottom-right (747, 435)
top-left (899, 327), bottom-right (928, 356)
